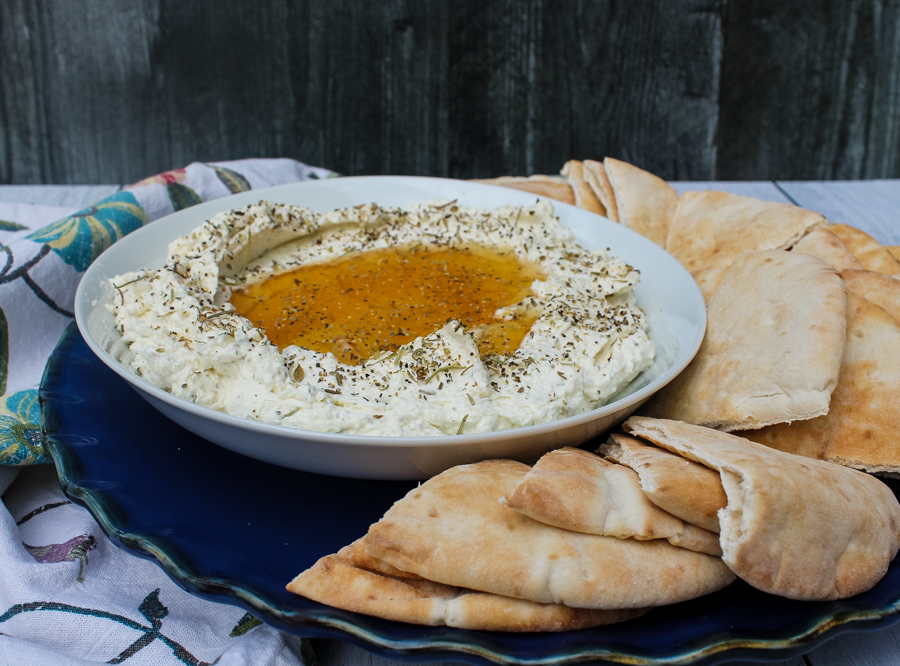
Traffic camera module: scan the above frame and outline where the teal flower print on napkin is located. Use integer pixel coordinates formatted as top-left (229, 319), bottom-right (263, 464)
top-left (25, 193), bottom-right (146, 272)
top-left (0, 389), bottom-right (45, 465)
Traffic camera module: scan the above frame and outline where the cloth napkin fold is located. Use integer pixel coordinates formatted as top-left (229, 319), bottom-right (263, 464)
top-left (0, 158), bottom-right (334, 664)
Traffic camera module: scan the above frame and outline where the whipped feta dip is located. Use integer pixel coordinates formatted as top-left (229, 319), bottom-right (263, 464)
top-left (110, 200), bottom-right (655, 436)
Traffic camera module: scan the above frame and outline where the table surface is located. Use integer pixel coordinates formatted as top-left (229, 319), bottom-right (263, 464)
top-left (7, 179), bottom-right (900, 666)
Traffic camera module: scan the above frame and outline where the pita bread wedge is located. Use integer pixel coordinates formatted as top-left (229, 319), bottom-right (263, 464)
top-left (500, 447), bottom-right (720, 555)
top-left (640, 251), bottom-right (846, 431)
top-left (888, 246), bottom-right (900, 262)
top-left (830, 224), bottom-right (900, 275)
top-left (472, 175), bottom-right (576, 206)
top-left (288, 548), bottom-right (645, 631)
top-left (624, 416), bottom-right (900, 601)
top-left (666, 191), bottom-right (828, 301)
top-left (602, 158), bottom-right (678, 247)
top-left (842, 269), bottom-right (900, 323)
top-left (561, 160), bottom-right (606, 215)
top-left (583, 160), bottom-right (619, 222)
top-left (745, 292), bottom-right (900, 473)
top-left (599, 434), bottom-right (726, 533)
top-left (365, 459), bottom-right (734, 609)
top-left (792, 227), bottom-right (863, 271)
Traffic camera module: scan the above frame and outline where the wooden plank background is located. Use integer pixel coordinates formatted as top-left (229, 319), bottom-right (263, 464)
top-left (1, 0), bottom-right (898, 184)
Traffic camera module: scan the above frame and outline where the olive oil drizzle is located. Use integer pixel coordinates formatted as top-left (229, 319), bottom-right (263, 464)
top-left (229, 242), bottom-right (545, 365)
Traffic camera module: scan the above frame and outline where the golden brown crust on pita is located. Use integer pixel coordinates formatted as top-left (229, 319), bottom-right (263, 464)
top-left (602, 158), bottom-right (678, 247)
top-left (640, 251), bottom-right (847, 431)
top-left (501, 447), bottom-right (721, 556)
top-left (792, 227), bottom-right (863, 271)
top-left (472, 176), bottom-right (576, 206)
top-left (830, 224), bottom-right (900, 275)
top-left (583, 160), bottom-right (619, 222)
top-left (599, 434), bottom-right (726, 533)
top-left (745, 292), bottom-right (900, 473)
top-left (887, 246), bottom-right (900, 262)
top-left (501, 447), bottom-right (685, 540)
top-left (842, 269), bottom-right (900, 323)
top-left (561, 161), bottom-right (606, 215)
top-left (624, 417), bottom-right (900, 601)
top-left (337, 538), bottom-right (422, 579)
top-left (287, 553), bottom-right (645, 631)
top-left (365, 459), bottom-right (734, 609)
top-left (666, 191), bottom-right (828, 301)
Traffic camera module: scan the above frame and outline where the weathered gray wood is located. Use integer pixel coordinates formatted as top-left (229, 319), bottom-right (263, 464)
top-left (777, 180), bottom-right (900, 243)
top-left (671, 181), bottom-right (792, 203)
top-left (717, 0), bottom-right (900, 180)
top-left (1, 0), bottom-right (724, 184)
top-left (444, 0), bottom-right (724, 181)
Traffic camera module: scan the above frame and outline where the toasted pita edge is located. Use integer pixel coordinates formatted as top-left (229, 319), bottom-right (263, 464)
top-left (583, 159), bottom-right (619, 222)
top-left (561, 160), bottom-right (606, 215)
top-left (830, 223), bottom-right (900, 275)
top-left (603, 157), bottom-right (678, 247)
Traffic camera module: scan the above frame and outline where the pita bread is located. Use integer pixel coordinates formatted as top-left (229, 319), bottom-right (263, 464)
top-left (842, 269), bottom-right (900, 322)
top-left (599, 434), bottom-right (726, 533)
top-left (583, 160), bottom-right (619, 222)
top-left (472, 175), bottom-right (576, 206)
top-left (888, 246), bottom-right (900, 262)
top-left (665, 191), bottom-right (828, 301)
top-left (830, 224), bottom-right (900, 275)
top-left (745, 292), bottom-right (900, 473)
top-left (624, 416), bottom-right (900, 601)
top-left (561, 161), bottom-right (606, 215)
top-left (365, 459), bottom-right (734, 609)
top-left (792, 227), bottom-right (863, 271)
top-left (500, 447), bottom-right (720, 555)
top-left (288, 549), bottom-right (645, 631)
top-left (602, 158), bottom-right (678, 247)
top-left (640, 250), bottom-right (846, 431)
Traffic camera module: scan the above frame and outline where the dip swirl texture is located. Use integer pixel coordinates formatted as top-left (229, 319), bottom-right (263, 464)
top-left (110, 200), bottom-right (654, 436)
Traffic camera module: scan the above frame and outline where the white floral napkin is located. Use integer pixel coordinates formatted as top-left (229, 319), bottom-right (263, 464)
top-left (0, 158), bottom-right (335, 664)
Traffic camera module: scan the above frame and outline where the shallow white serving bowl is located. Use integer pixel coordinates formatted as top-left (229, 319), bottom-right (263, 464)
top-left (75, 176), bottom-right (705, 480)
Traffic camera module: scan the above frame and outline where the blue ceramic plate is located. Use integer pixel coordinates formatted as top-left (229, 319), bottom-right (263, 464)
top-left (41, 323), bottom-right (900, 665)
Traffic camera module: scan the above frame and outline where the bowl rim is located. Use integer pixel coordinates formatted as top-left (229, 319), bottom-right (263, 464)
top-left (74, 175), bottom-right (706, 449)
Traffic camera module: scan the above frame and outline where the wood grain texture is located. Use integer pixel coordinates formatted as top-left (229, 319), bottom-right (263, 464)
top-left (718, 0), bottom-right (900, 180)
top-left (777, 180), bottom-right (900, 243)
top-left (0, 0), bottom-right (723, 183)
top-left (445, 0), bottom-right (724, 180)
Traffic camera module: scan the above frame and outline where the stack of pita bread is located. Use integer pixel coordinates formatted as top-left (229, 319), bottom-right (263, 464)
top-left (288, 416), bottom-right (900, 630)
top-left (286, 161), bottom-right (900, 631)
top-left (480, 157), bottom-right (900, 475)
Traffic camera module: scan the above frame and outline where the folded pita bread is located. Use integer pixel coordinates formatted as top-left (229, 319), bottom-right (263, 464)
top-left (888, 246), bottom-right (900, 262)
top-left (561, 161), bottom-right (606, 215)
top-left (602, 158), bottom-right (678, 247)
top-left (599, 434), bottom-right (726, 533)
top-left (288, 547), bottom-right (646, 631)
top-left (365, 460), bottom-right (734, 609)
top-left (500, 447), bottom-right (721, 555)
top-left (792, 227), bottom-right (863, 271)
top-left (640, 250), bottom-right (846, 431)
top-left (472, 175), bottom-right (576, 206)
top-left (624, 416), bottom-right (900, 601)
top-left (583, 160), bottom-right (619, 222)
top-left (830, 224), bottom-right (900, 275)
top-left (842, 269), bottom-right (900, 322)
top-left (666, 191), bottom-right (828, 301)
top-left (745, 292), bottom-right (900, 473)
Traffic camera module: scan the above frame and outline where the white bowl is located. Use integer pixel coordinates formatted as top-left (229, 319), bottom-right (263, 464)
top-left (75, 176), bottom-right (705, 479)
